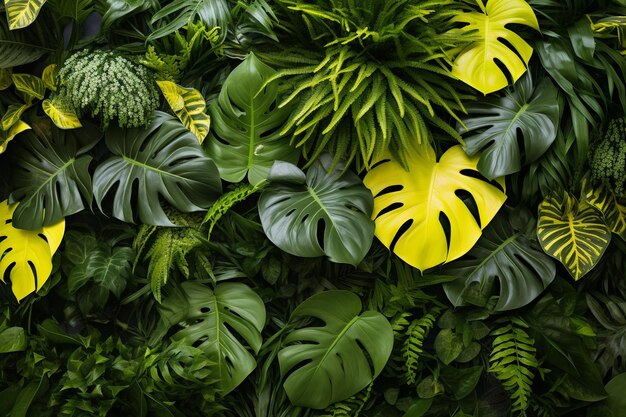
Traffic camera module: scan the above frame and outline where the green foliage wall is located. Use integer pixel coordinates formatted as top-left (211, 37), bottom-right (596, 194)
top-left (1, 1), bottom-right (626, 416)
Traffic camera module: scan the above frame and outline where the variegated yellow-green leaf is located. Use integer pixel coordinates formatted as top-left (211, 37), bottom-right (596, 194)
top-left (451, 0), bottom-right (540, 95)
top-left (0, 68), bottom-right (12, 91)
top-left (42, 98), bottom-right (82, 129)
top-left (363, 145), bottom-right (507, 271)
top-left (42, 64), bottom-right (56, 91)
top-left (537, 193), bottom-right (611, 281)
top-left (5, 0), bottom-right (48, 30)
top-left (581, 176), bottom-right (626, 241)
top-left (0, 200), bottom-right (64, 302)
top-left (0, 103), bottom-right (30, 130)
top-left (0, 120), bottom-right (30, 154)
top-left (157, 80), bottom-right (210, 144)
top-left (12, 73), bottom-right (45, 100)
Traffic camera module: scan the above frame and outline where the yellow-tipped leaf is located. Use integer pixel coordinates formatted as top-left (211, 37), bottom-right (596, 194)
top-left (157, 80), bottom-right (210, 143)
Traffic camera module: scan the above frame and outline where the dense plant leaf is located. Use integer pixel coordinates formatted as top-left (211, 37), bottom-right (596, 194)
top-left (363, 145), bottom-right (507, 271)
top-left (207, 53), bottom-right (298, 185)
top-left (47, 0), bottom-right (93, 22)
top-left (258, 156), bottom-right (374, 266)
top-left (12, 73), bottom-right (45, 100)
top-left (148, 0), bottom-right (230, 41)
top-left (460, 73), bottom-right (560, 179)
top-left (451, 0), bottom-right (540, 94)
top-left (8, 125), bottom-right (98, 230)
top-left (278, 290), bottom-right (393, 409)
top-left (444, 209), bottom-right (555, 311)
top-left (0, 200), bottom-right (64, 301)
top-left (0, 103), bottom-right (29, 131)
top-left (5, 0), bottom-right (47, 30)
top-left (0, 18), bottom-right (52, 68)
top-left (0, 68), bottom-right (11, 89)
top-left (67, 244), bottom-right (133, 298)
top-left (93, 111), bottom-right (222, 226)
top-left (42, 98), bottom-right (82, 129)
top-left (159, 281), bottom-right (266, 394)
top-left (157, 80), bottom-right (210, 144)
top-left (582, 176), bottom-right (626, 241)
top-left (537, 193), bottom-right (611, 280)
top-left (0, 120), bottom-right (29, 153)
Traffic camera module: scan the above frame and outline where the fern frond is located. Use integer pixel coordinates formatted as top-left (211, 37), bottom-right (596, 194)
top-left (202, 182), bottom-right (265, 239)
top-left (489, 317), bottom-right (541, 416)
top-left (317, 382), bottom-right (373, 417)
top-left (403, 312), bottom-right (437, 385)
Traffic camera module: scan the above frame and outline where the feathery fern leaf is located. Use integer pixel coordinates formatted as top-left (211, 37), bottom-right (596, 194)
top-left (403, 313), bottom-right (438, 386)
top-left (203, 182), bottom-right (265, 240)
top-left (489, 318), bottom-right (540, 416)
top-left (317, 382), bottom-right (373, 417)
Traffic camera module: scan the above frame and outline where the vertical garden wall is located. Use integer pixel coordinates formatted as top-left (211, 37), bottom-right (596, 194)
top-left (1, 0), bottom-right (626, 416)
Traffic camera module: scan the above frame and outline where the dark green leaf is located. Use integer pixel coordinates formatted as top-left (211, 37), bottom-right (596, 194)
top-left (0, 326), bottom-right (26, 353)
top-left (434, 329), bottom-right (463, 365)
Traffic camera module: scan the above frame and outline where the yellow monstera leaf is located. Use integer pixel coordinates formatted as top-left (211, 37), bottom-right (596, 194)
top-left (0, 200), bottom-right (64, 301)
top-left (451, 0), bottom-right (540, 95)
top-left (157, 80), bottom-right (211, 144)
top-left (363, 145), bottom-right (506, 271)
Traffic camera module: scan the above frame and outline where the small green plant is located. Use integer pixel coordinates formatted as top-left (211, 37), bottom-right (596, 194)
top-left (56, 49), bottom-right (160, 128)
top-left (590, 117), bottom-right (626, 198)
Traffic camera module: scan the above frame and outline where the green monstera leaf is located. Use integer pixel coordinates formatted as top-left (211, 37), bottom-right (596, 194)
top-left (363, 145), bottom-right (507, 271)
top-left (444, 208), bottom-right (555, 311)
top-left (451, 0), bottom-right (540, 95)
top-left (537, 193), bottom-right (611, 280)
top-left (460, 73), bottom-right (560, 179)
top-left (279, 290), bottom-right (393, 409)
top-left (93, 111), bottom-right (222, 226)
top-left (258, 155), bottom-right (374, 266)
top-left (8, 125), bottom-right (98, 230)
top-left (158, 281), bottom-right (266, 394)
top-left (207, 53), bottom-right (299, 185)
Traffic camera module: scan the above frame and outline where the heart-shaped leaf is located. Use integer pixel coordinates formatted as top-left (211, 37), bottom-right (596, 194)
top-left (8, 125), bottom-right (98, 229)
top-left (460, 73), bottom-right (560, 179)
top-left (451, 0), bottom-right (540, 95)
top-left (537, 193), bottom-right (611, 280)
top-left (258, 155), bottom-right (374, 266)
top-left (0, 200), bottom-right (64, 301)
top-left (206, 53), bottom-right (299, 185)
top-left (5, 0), bottom-right (47, 30)
top-left (0, 120), bottom-right (30, 154)
top-left (93, 111), bottom-right (222, 226)
top-left (12, 73), bottom-right (45, 100)
top-left (444, 209), bottom-right (555, 311)
top-left (42, 98), bottom-right (82, 130)
top-left (582, 176), bottom-right (626, 241)
top-left (159, 281), bottom-right (266, 394)
top-left (279, 290), bottom-right (393, 409)
top-left (157, 80), bottom-right (210, 144)
top-left (363, 145), bottom-right (507, 271)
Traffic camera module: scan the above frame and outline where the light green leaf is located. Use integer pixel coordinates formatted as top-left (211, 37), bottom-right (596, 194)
top-left (1, 103), bottom-right (29, 130)
top-left (41, 64), bottom-right (56, 91)
top-left (0, 327), bottom-right (26, 353)
top-left (451, 0), bottom-right (540, 95)
top-left (42, 98), bottom-right (82, 129)
top-left (12, 73), bottom-right (45, 100)
top-left (5, 0), bottom-right (48, 30)
top-left (259, 155), bottom-right (374, 266)
top-left (159, 281), bottom-right (266, 394)
top-left (0, 120), bottom-right (30, 153)
top-left (279, 290), bottom-right (393, 409)
top-left (157, 80), bottom-right (210, 143)
top-left (582, 176), bottom-right (626, 241)
top-left (207, 53), bottom-right (299, 185)
top-left (537, 193), bottom-right (611, 280)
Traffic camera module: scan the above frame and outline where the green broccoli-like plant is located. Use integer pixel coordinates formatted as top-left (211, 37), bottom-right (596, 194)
top-left (56, 49), bottom-right (160, 128)
top-left (590, 117), bottom-right (626, 198)
top-left (261, 0), bottom-right (473, 168)
top-left (489, 317), bottom-right (541, 417)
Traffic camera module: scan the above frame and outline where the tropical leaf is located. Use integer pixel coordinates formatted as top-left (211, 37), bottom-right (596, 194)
top-left (41, 63), bottom-right (55, 91)
top-left (148, 0), bottom-right (231, 41)
top-left (47, 0), bottom-right (93, 23)
top-left (582, 176), bottom-right (626, 241)
top-left (444, 209), bottom-right (556, 311)
top-left (0, 68), bottom-right (11, 90)
top-left (279, 290), bottom-right (393, 409)
top-left (67, 245), bottom-right (133, 298)
top-left (5, 0), bottom-right (48, 30)
top-left (0, 103), bottom-right (29, 130)
top-left (451, 0), bottom-right (540, 95)
top-left (0, 18), bottom-right (52, 68)
top-left (42, 98), bottom-right (82, 129)
top-left (460, 73), bottom-right (560, 179)
top-left (157, 80), bottom-right (210, 144)
top-left (206, 53), bottom-right (298, 185)
top-left (258, 155), bottom-right (375, 266)
top-left (363, 145), bottom-right (507, 271)
top-left (158, 281), bottom-right (266, 394)
top-left (0, 200), bottom-right (64, 302)
top-left (93, 111), bottom-right (222, 226)
top-left (0, 120), bottom-right (30, 154)
top-left (8, 125), bottom-right (98, 230)
top-left (12, 73), bottom-right (45, 100)
top-left (537, 192), bottom-right (611, 280)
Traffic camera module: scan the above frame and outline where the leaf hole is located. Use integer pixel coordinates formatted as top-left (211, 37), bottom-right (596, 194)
top-left (316, 218), bottom-right (326, 250)
top-left (498, 36), bottom-right (527, 74)
top-left (369, 158), bottom-right (391, 170)
top-left (390, 219), bottom-right (413, 253)
top-left (455, 190), bottom-right (481, 228)
top-left (375, 202), bottom-right (404, 220)
top-left (439, 212), bottom-right (452, 249)
top-left (492, 57), bottom-right (514, 86)
top-left (374, 184), bottom-right (403, 198)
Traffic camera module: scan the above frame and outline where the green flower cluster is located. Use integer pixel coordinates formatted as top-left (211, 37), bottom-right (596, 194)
top-left (590, 117), bottom-right (626, 197)
top-left (57, 50), bottom-right (160, 128)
